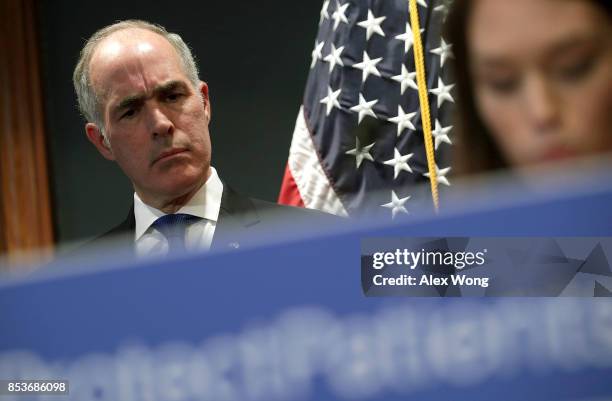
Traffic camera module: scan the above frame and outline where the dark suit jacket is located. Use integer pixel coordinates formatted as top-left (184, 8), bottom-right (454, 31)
top-left (93, 184), bottom-right (339, 252)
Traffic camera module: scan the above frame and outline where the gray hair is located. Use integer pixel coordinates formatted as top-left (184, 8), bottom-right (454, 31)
top-left (72, 20), bottom-right (200, 143)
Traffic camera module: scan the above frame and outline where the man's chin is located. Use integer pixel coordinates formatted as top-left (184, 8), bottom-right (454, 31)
top-left (135, 166), bottom-right (208, 205)
top-left (160, 177), bottom-right (202, 195)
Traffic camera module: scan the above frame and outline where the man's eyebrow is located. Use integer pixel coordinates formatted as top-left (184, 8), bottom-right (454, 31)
top-left (112, 81), bottom-right (190, 115)
top-left (115, 94), bottom-right (145, 113)
top-left (153, 80), bottom-right (189, 95)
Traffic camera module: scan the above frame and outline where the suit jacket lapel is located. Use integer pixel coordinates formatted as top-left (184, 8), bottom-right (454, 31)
top-left (211, 184), bottom-right (260, 251)
top-left (100, 204), bottom-right (135, 240)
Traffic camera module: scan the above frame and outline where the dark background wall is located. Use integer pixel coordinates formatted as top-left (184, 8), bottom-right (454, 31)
top-left (37, 1), bottom-right (321, 245)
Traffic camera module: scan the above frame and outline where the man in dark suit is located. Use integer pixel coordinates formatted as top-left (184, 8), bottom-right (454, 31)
top-left (73, 20), bottom-right (335, 256)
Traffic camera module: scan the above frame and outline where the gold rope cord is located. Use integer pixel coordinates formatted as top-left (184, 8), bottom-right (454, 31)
top-left (409, 0), bottom-right (439, 212)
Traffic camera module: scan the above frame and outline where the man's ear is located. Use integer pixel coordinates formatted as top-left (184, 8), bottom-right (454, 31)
top-left (199, 81), bottom-right (211, 123)
top-left (85, 123), bottom-right (115, 161)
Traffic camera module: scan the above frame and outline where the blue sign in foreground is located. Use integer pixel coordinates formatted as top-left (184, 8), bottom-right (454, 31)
top-left (1, 174), bottom-right (612, 401)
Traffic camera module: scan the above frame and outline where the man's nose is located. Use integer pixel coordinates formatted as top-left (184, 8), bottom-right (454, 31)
top-left (522, 75), bottom-right (561, 133)
top-left (147, 105), bottom-right (174, 138)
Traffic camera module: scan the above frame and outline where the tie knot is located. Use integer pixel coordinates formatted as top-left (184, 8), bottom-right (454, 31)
top-left (152, 213), bottom-right (200, 230)
top-left (151, 214), bottom-right (201, 251)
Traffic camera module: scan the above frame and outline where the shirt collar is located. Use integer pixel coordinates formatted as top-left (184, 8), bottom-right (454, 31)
top-left (133, 166), bottom-right (224, 241)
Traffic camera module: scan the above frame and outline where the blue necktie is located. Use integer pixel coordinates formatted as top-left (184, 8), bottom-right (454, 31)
top-left (151, 213), bottom-right (201, 252)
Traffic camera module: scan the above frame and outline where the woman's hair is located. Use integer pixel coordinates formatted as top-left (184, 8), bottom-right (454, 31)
top-left (444, 0), bottom-right (612, 176)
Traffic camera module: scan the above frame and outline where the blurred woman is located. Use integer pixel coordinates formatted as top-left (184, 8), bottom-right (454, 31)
top-left (445, 0), bottom-right (612, 175)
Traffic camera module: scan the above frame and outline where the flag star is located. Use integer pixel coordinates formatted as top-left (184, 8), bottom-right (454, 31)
top-left (429, 77), bottom-right (455, 108)
top-left (320, 86), bottom-right (342, 116)
top-left (417, 0), bottom-right (427, 7)
top-left (434, 3), bottom-right (449, 13)
top-left (432, 119), bottom-right (453, 149)
top-left (310, 40), bottom-right (325, 69)
top-left (388, 105), bottom-right (417, 136)
top-left (423, 165), bottom-right (452, 186)
top-left (323, 44), bottom-right (345, 73)
top-left (394, 23), bottom-right (424, 53)
top-left (384, 148), bottom-right (413, 179)
top-left (434, 3), bottom-right (450, 21)
top-left (357, 9), bottom-right (386, 40)
top-left (352, 51), bottom-right (383, 83)
top-left (382, 191), bottom-right (411, 219)
top-left (391, 65), bottom-right (418, 94)
top-left (345, 138), bottom-right (375, 169)
top-left (430, 39), bottom-right (453, 67)
top-left (331, 1), bottom-right (350, 30)
top-left (319, 0), bottom-right (330, 25)
top-left (350, 94), bottom-right (378, 123)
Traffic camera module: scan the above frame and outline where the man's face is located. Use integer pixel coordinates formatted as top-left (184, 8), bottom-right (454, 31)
top-left (86, 28), bottom-right (212, 207)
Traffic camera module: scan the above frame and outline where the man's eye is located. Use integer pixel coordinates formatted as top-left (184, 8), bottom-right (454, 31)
top-left (120, 109), bottom-right (137, 119)
top-left (166, 92), bottom-right (184, 102)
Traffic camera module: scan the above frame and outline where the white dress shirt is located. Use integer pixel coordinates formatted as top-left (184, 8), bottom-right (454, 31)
top-left (133, 167), bottom-right (224, 257)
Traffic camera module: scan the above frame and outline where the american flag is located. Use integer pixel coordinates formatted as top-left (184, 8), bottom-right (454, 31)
top-left (279, 0), bottom-right (454, 219)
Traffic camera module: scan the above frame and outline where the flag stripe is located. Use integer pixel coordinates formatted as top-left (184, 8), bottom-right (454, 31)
top-left (278, 164), bottom-right (305, 207)
top-left (282, 106), bottom-right (348, 216)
